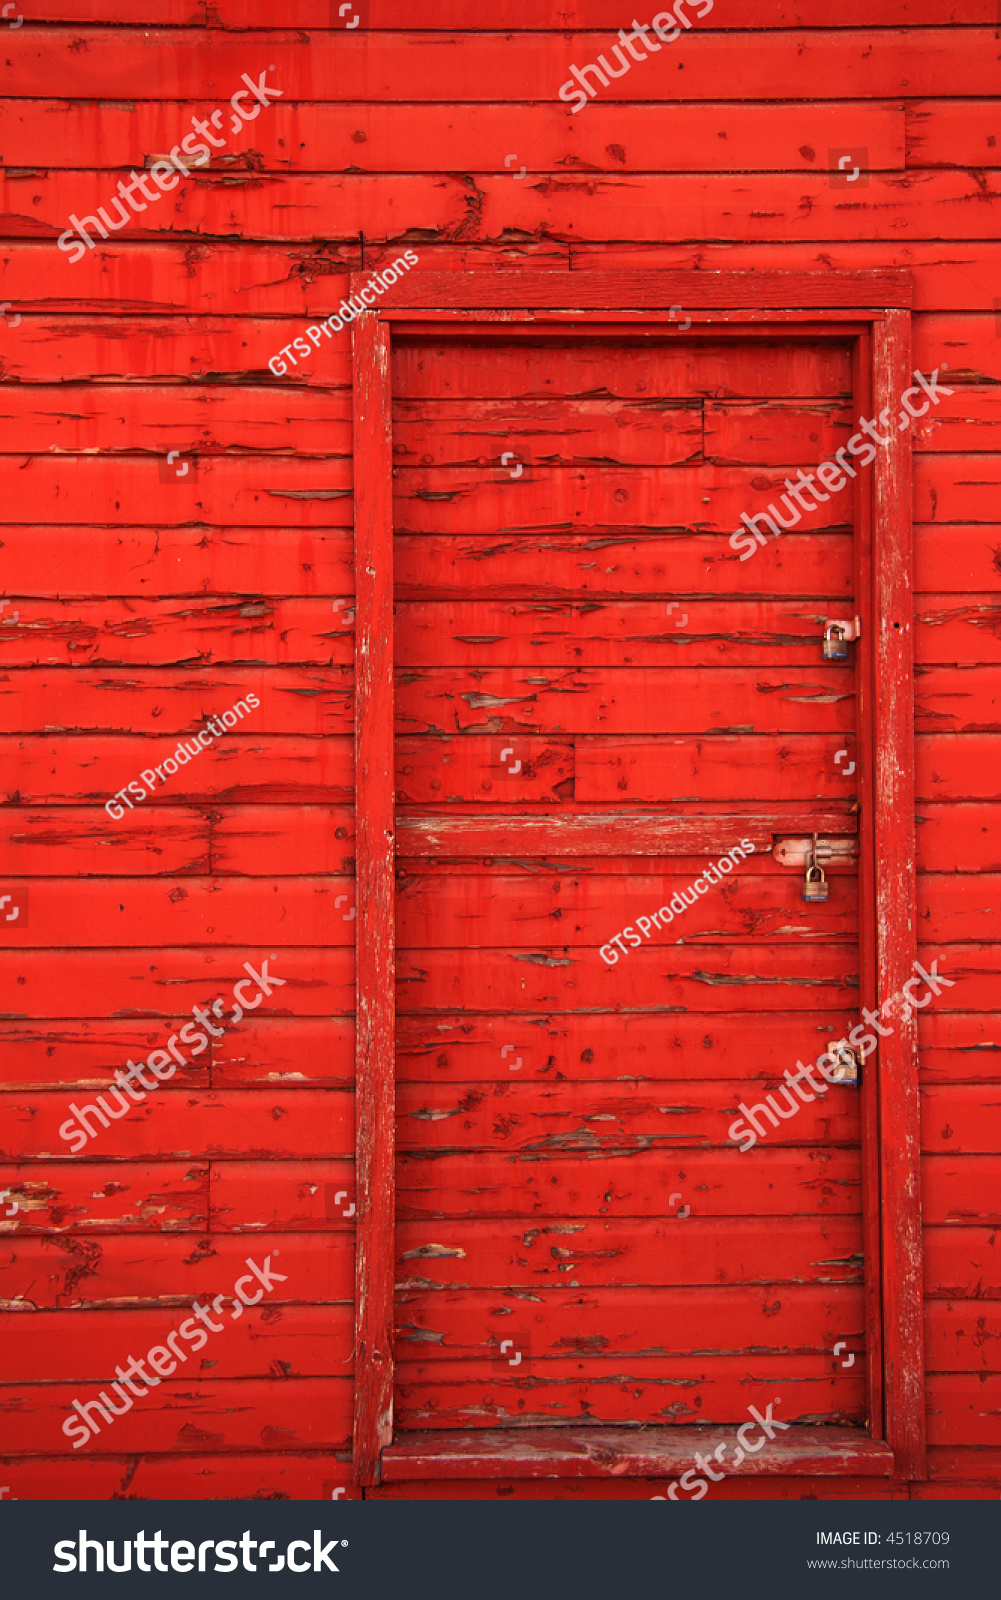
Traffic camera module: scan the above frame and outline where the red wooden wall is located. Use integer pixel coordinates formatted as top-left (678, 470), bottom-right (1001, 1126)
top-left (0, 2), bottom-right (998, 1502)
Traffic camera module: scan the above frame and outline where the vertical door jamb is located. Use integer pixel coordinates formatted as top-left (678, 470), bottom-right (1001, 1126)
top-left (352, 310), bottom-right (396, 1487)
top-left (871, 308), bottom-right (925, 1480)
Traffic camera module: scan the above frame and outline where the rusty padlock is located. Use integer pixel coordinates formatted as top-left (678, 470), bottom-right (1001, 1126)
top-left (823, 621), bottom-right (849, 661)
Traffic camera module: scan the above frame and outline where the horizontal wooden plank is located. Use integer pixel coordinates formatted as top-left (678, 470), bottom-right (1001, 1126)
top-left (0, 948), bottom-right (353, 1019)
top-left (0, 1377), bottom-right (352, 1455)
top-left (0, 99), bottom-right (906, 174)
top-left (8, 2), bottom-right (986, 25)
top-left (0, 317), bottom-right (352, 384)
top-left (396, 736), bottom-right (573, 806)
top-left (396, 867), bottom-right (855, 945)
top-left (915, 737), bottom-right (1001, 803)
top-left (0, 806), bottom-right (353, 878)
top-left (397, 815), bottom-right (858, 855)
top-left (394, 397), bottom-right (703, 468)
top-left (0, 1161), bottom-right (206, 1232)
top-left (6, 31), bottom-right (994, 104)
top-left (3, 878), bottom-right (355, 948)
top-left (925, 1227), bottom-right (1001, 1298)
top-left (394, 533), bottom-right (855, 601)
top-left (923, 1156), bottom-right (1001, 1225)
top-left (916, 456), bottom-right (1001, 523)
top-left (925, 1301), bottom-right (1001, 1373)
top-left (0, 596), bottom-right (355, 668)
top-left (397, 1009), bottom-right (861, 1082)
top-left (918, 799), bottom-right (1001, 871)
top-left (921, 1087), bottom-right (1001, 1154)
top-left (210, 1160), bottom-right (356, 1232)
top-left (573, 734), bottom-right (856, 804)
top-left (0, 526), bottom-right (354, 596)
top-left (393, 1360), bottom-right (864, 1430)
top-left (916, 664), bottom-right (1001, 725)
top-left (396, 1283), bottom-right (864, 1358)
top-left (396, 943), bottom-right (859, 1014)
top-left (907, 100), bottom-right (1001, 169)
top-left (704, 400), bottom-right (850, 465)
top-left (212, 806), bottom-right (356, 876)
top-left (1, 1089), bottom-right (354, 1162)
top-left (3, 241), bottom-right (991, 320)
top-left (397, 1079), bottom-right (859, 1154)
top-left (380, 1424), bottom-right (893, 1481)
top-left (372, 1474), bottom-right (899, 1499)
top-left (4, 240), bottom-right (995, 318)
top-left (0, 668), bottom-right (354, 733)
top-left (1, 735), bottom-right (353, 805)
top-left (916, 530), bottom-right (1001, 594)
top-left (914, 314), bottom-right (1001, 385)
top-left (0, 807), bottom-right (209, 875)
top-left (576, 734), bottom-right (1001, 804)
top-left (916, 604), bottom-right (1001, 668)
top-left (0, 457), bottom-right (353, 527)
top-left (0, 596), bottom-right (864, 670)
top-left (396, 600), bottom-right (855, 670)
top-left (0, 1018), bottom-right (355, 1089)
top-left (0, 385), bottom-right (353, 455)
top-left (1, 1304), bottom-right (353, 1382)
top-left (911, 388), bottom-right (1001, 453)
top-left (396, 664), bottom-right (855, 735)
top-left (927, 1376), bottom-right (1001, 1447)
top-left (916, 875), bottom-right (1001, 942)
top-left (397, 1147), bottom-right (862, 1219)
top-left (392, 463), bottom-right (852, 536)
top-left (394, 340), bottom-right (851, 400)
top-left (578, 242), bottom-right (1001, 317)
top-left (395, 1216), bottom-right (863, 1291)
top-left (1, 1233), bottom-right (353, 1311)
top-left (0, 1451), bottom-right (355, 1501)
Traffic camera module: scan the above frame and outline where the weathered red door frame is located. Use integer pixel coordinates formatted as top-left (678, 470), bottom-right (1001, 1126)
top-left (350, 270), bottom-right (922, 1486)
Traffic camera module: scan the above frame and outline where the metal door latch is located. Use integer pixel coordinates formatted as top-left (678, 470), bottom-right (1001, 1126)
top-left (773, 836), bottom-right (857, 868)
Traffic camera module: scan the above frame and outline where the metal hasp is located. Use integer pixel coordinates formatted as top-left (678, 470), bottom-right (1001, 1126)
top-left (823, 614), bottom-right (862, 661)
top-left (773, 836), bottom-right (857, 868)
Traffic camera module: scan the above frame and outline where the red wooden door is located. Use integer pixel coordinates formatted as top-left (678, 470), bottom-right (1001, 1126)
top-left (389, 330), bottom-right (866, 1441)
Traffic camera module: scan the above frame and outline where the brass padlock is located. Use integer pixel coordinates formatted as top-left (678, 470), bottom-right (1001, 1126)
top-left (823, 622), bottom-right (849, 661)
top-left (803, 862), bottom-right (829, 902)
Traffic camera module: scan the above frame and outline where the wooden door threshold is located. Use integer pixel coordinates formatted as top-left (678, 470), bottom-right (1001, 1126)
top-left (379, 1425), bottom-right (895, 1482)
